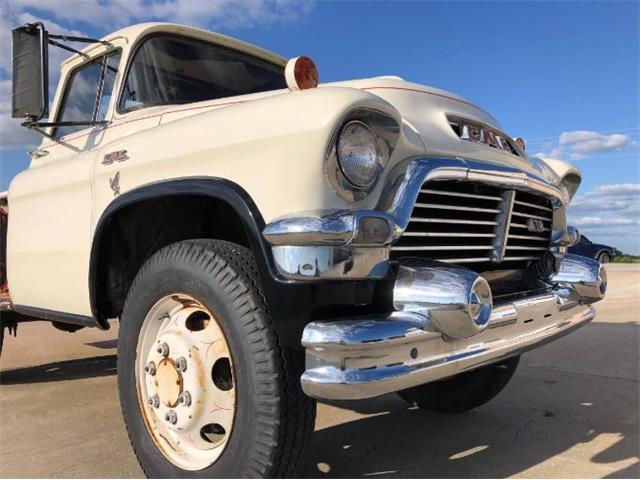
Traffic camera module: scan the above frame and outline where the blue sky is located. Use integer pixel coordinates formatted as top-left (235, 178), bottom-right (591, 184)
top-left (0, 0), bottom-right (638, 252)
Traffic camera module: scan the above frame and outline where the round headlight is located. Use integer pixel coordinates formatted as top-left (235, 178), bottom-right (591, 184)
top-left (337, 121), bottom-right (380, 188)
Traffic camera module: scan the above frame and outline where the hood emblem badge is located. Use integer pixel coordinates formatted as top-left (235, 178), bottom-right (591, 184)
top-left (459, 123), bottom-right (515, 154)
top-left (527, 218), bottom-right (545, 233)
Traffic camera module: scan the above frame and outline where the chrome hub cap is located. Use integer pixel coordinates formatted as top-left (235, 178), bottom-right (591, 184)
top-left (136, 294), bottom-right (236, 470)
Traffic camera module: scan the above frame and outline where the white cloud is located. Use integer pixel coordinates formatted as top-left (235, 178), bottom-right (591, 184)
top-left (8, 0), bottom-right (313, 31)
top-left (535, 129), bottom-right (638, 161)
top-left (571, 216), bottom-right (639, 227)
top-left (592, 183), bottom-right (640, 196)
top-left (568, 183), bottom-right (640, 253)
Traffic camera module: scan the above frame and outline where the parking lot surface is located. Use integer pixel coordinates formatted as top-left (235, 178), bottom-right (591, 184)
top-left (1, 264), bottom-right (638, 478)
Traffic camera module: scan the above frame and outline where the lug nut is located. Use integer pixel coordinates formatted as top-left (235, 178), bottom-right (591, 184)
top-left (165, 410), bottom-right (178, 424)
top-left (157, 343), bottom-right (169, 357)
top-left (144, 361), bottom-right (156, 376)
top-left (175, 357), bottom-right (188, 372)
top-left (148, 394), bottom-right (160, 408)
top-left (179, 391), bottom-right (192, 407)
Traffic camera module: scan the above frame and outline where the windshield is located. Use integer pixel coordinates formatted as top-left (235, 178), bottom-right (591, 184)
top-left (119, 35), bottom-right (286, 111)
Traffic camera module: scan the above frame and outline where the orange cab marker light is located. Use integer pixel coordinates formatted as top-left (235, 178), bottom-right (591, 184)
top-left (285, 56), bottom-right (319, 90)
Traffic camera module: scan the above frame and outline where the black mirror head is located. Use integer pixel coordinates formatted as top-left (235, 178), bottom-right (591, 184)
top-left (12, 23), bottom-right (49, 121)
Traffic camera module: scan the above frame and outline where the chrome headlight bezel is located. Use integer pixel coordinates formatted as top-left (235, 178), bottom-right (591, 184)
top-left (325, 108), bottom-right (400, 201)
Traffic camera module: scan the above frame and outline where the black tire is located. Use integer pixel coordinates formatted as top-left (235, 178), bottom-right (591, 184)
top-left (398, 355), bottom-right (520, 414)
top-left (0, 316), bottom-right (4, 359)
top-left (118, 239), bottom-right (316, 478)
top-left (597, 252), bottom-right (611, 264)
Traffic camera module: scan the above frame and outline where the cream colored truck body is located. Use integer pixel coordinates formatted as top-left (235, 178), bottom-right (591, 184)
top-left (7, 22), bottom-right (581, 319)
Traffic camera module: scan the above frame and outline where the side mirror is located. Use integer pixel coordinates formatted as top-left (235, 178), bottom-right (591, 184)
top-left (12, 23), bottom-right (49, 121)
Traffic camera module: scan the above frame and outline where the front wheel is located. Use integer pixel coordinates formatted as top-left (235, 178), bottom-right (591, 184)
top-left (118, 239), bottom-right (315, 477)
top-left (398, 356), bottom-right (520, 414)
top-left (597, 252), bottom-right (611, 264)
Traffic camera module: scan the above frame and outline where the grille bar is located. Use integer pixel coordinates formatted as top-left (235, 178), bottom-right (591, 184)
top-left (392, 245), bottom-right (494, 251)
top-left (439, 257), bottom-right (493, 263)
top-left (510, 222), bottom-right (550, 231)
top-left (402, 232), bottom-right (497, 238)
top-left (508, 234), bottom-right (549, 241)
top-left (409, 218), bottom-right (498, 226)
top-left (514, 199), bottom-right (553, 212)
top-left (511, 211), bottom-right (551, 222)
top-left (502, 256), bottom-right (540, 261)
top-left (414, 203), bottom-right (502, 214)
top-left (419, 189), bottom-right (503, 202)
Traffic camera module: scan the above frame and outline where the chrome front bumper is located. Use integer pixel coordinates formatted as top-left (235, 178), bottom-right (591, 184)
top-left (300, 255), bottom-right (605, 401)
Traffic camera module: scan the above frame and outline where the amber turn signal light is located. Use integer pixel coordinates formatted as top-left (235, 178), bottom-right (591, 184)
top-left (285, 56), bottom-right (319, 90)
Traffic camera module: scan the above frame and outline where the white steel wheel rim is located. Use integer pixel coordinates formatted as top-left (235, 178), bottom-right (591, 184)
top-left (135, 294), bottom-right (236, 471)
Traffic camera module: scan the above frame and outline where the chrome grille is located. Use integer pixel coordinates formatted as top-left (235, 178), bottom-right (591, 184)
top-left (391, 181), bottom-right (553, 269)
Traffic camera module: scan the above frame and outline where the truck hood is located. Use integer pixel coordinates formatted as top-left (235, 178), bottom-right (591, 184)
top-left (325, 76), bottom-right (559, 183)
top-left (149, 75), bottom-right (573, 190)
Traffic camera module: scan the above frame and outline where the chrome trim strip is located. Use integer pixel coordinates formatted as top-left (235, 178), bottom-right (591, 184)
top-left (271, 245), bottom-right (390, 280)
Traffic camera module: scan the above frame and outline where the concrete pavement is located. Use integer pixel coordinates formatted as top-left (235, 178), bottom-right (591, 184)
top-left (1, 264), bottom-right (638, 478)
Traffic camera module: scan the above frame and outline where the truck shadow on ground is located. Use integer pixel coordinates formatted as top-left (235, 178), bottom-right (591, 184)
top-left (0, 354), bottom-right (117, 385)
top-left (302, 322), bottom-right (640, 478)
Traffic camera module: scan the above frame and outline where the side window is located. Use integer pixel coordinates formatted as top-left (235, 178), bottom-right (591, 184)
top-left (119, 35), bottom-right (285, 111)
top-left (55, 50), bottom-right (122, 138)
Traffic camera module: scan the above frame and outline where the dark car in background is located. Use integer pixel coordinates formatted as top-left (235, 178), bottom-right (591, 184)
top-left (569, 235), bottom-right (616, 263)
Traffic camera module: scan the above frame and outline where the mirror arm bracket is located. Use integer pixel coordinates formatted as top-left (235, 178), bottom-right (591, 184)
top-left (21, 119), bottom-right (109, 139)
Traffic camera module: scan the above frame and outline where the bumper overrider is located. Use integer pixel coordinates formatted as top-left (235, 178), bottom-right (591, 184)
top-left (262, 157), bottom-right (607, 400)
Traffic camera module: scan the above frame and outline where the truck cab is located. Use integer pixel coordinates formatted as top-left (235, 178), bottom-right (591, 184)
top-left (2, 22), bottom-right (607, 478)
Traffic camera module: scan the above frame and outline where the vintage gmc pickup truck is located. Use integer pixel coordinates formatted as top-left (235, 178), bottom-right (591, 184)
top-left (2, 22), bottom-right (607, 477)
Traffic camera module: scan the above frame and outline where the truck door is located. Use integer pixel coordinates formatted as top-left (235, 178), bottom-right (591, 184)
top-left (6, 48), bottom-right (122, 316)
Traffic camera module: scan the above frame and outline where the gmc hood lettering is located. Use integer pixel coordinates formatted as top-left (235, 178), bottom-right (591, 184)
top-left (460, 123), bottom-right (515, 153)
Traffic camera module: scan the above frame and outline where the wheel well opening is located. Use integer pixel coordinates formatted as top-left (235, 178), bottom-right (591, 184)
top-left (93, 195), bottom-right (252, 322)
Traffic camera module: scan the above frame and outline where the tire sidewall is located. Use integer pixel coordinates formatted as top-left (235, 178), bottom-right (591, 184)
top-left (118, 247), bottom-right (273, 478)
top-left (598, 252), bottom-right (610, 264)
